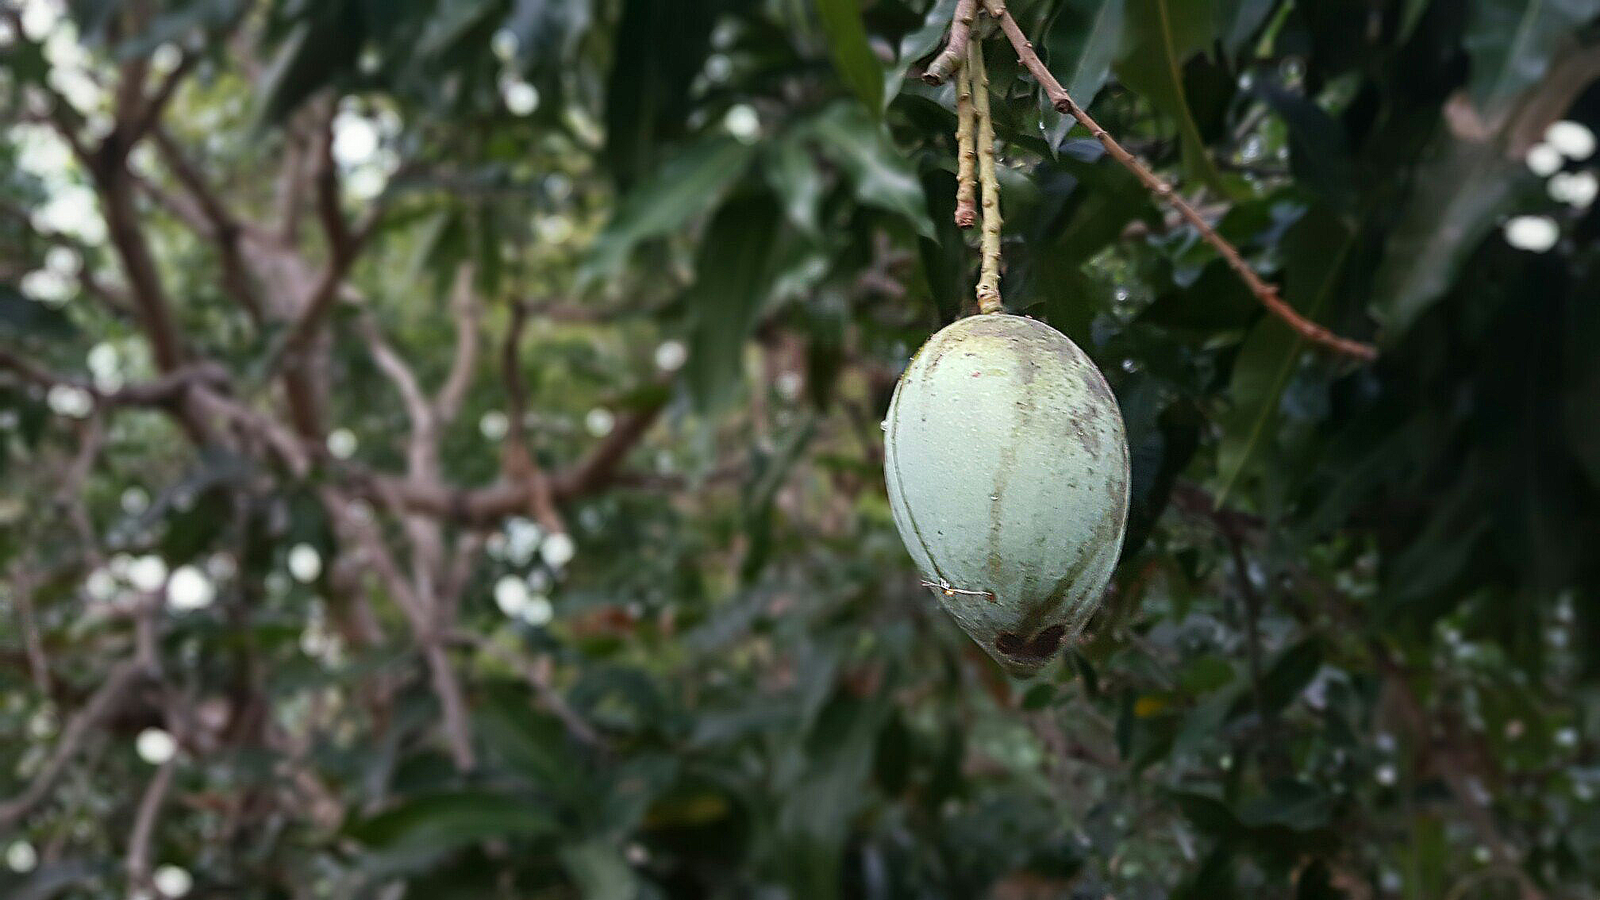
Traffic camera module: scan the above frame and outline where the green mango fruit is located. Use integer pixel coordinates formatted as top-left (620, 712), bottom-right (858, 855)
top-left (884, 314), bottom-right (1130, 676)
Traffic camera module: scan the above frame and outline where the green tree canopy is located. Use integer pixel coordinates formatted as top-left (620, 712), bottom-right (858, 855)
top-left (3, 0), bottom-right (1600, 897)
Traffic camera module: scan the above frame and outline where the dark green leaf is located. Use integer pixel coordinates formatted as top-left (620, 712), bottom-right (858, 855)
top-left (348, 791), bottom-right (558, 854)
top-left (817, 0), bottom-right (886, 114)
top-left (255, 2), bottom-right (363, 125)
top-left (1464, 0), bottom-right (1598, 106)
top-left (808, 102), bottom-right (935, 238)
top-left (1115, 0), bottom-right (1230, 194)
top-left (1216, 208), bottom-right (1355, 502)
top-left (684, 194), bottom-right (783, 410)
top-left (585, 135), bottom-right (757, 280)
top-left (1043, 0), bottom-right (1125, 146)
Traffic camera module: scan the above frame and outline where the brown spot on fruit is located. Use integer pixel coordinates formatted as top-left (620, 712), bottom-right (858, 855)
top-left (995, 624), bottom-right (1066, 661)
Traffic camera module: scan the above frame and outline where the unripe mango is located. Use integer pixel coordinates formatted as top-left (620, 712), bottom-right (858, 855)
top-left (883, 314), bottom-right (1130, 676)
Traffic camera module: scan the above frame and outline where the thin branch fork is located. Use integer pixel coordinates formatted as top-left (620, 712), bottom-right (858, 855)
top-left (923, 0), bottom-right (979, 85)
top-left (926, 0), bottom-right (1378, 360)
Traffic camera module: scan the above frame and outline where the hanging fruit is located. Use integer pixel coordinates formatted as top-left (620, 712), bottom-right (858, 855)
top-left (884, 314), bottom-right (1129, 676)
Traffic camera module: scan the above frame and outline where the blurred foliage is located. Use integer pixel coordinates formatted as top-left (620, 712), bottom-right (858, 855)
top-left (3, 0), bottom-right (1600, 898)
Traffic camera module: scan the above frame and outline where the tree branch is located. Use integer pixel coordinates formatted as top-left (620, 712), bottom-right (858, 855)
top-left (500, 300), bottom-right (566, 534)
top-left (125, 758), bottom-right (176, 891)
top-left (550, 397), bottom-right (668, 499)
top-left (0, 657), bottom-right (148, 829)
top-left (435, 264), bottom-right (482, 424)
top-left (975, 0), bottom-right (1377, 360)
top-left (452, 630), bottom-right (606, 749)
top-left (922, 0), bottom-right (978, 85)
top-left (953, 59), bottom-right (978, 229)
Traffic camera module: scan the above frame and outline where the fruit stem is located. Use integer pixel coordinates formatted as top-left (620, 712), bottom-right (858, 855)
top-left (954, 61), bottom-right (978, 230)
top-left (969, 37), bottom-right (1004, 315)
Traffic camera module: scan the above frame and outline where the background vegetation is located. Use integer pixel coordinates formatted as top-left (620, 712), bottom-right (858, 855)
top-left (4, 0), bottom-right (1600, 897)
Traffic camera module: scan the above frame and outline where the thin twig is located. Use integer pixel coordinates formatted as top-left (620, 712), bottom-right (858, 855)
top-left (923, 0), bottom-right (979, 85)
top-left (954, 60), bottom-right (978, 229)
top-left (8, 563), bottom-right (51, 695)
top-left (453, 630), bottom-right (606, 749)
top-left (968, 38), bottom-right (1004, 314)
top-left (501, 300), bottom-right (567, 535)
top-left (0, 658), bottom-right (147, 828)
top-left (435, 264), bottom-right (481, 424)
top-left (977, 0), bottom-right (1377, 360)
top-left (125, 758), bottom-right (176, 891)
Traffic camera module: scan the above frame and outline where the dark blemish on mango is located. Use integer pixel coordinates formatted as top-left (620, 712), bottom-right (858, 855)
top-left (996, 625), bottom-right (1066, 660)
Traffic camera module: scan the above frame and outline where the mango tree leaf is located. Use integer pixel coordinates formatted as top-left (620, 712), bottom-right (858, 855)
top-left (347, 791), bottom-right (558, 855)
top-left (1115, 0), bottom-right (1230, 194)
top-left (1367, 129), bottom-right (1525, 342)
top-left (1399, 0), bottom-right (1433, 42)
top-left (1255, 83), bottom-right (1355, 210)
top-left (111, 0), bottom-right (248, 58)
top-left (807, 103), bottom-right (934, 237)
top-left (584, 135), bottom-right (757, 280)
top-left (602, 0), bottom-right (716, 186)
top-left (560, 840), bottom-right (638, 900)
top-left (1217, 0), bottom-right (1277, 56)
top-left (1464, 0), bottom-right (1600, 107)
top-left (1229, 639), bottom-right (1323, 720)
top-left (416, 0), bottom-right (498, 58)
top-left (816, 0), bottom-right (885, 114)
top-left (504, 0), bottom-right (592, 63)
top-left (1043, 0), bottom-right (1126, 147)
top-left (891, 0), bottom-right (959, 105)
top-left (255, 1), bottom-right (363, 125)
top-left (763, 134), bottom-right (825, 235)
top-left (684, 194), bottom-right (784, 410)
top-left (1216, 208), bottom-right (1355, 502)
top-left (0, 286), bottom-right (76, 339)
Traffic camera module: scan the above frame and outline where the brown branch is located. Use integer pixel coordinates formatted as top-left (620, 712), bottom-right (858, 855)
top-left (977, 0), bottom-right (1377, 360)
top-left (149, 127), bottom-right (266, 322)
top-left (0, 657), bottom-right (148, 828)
top-left (500, 300), bottom-right (566, 534)
top-left (0, 350), bottom-right (229, 411)
top-left (312, 111), bottom-right (355, 261)
top-left (968, 38), bottom-right (1003, 314)
top-left (317, 485), bottom-right (477, 772)
top-left (435, 264), bottom-right (482, 424)
top-left (922, 0), bottom-right (978, 85)
top-left (125, 758), bottom-right (176, 891)
top-left (94, 158), bottom-right (187, 371)
top-left (953, 60), bottom-right (978, 229)
top-left (8, 563), bottom-right (51, 695)
top-left (360, 314), bottom-right (440, 480)
top-left (123, 50), bottom-right (199, 147)
top-left (274, 208), bottom-right (380, 380)
top-left (551, 397), bottom-right (668, 499)
top-left (276, 116), bottom-right (313, 242)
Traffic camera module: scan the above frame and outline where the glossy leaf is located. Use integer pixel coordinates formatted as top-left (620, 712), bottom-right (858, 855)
top-left (684, 194), bottom-right (783, 410)
top-left (1216, 208), bottom-right (1355, 502)
top-left (807, 102), bottom-right (935, 237)
top-left (1115, 0), bottom-right (1230, 194)
top-left (817, 0), bottom-right (885, 114)
top-left (585, 135), bottom-right (757, 280)
top-left (1463, 0), bottom-right (1600, 106)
